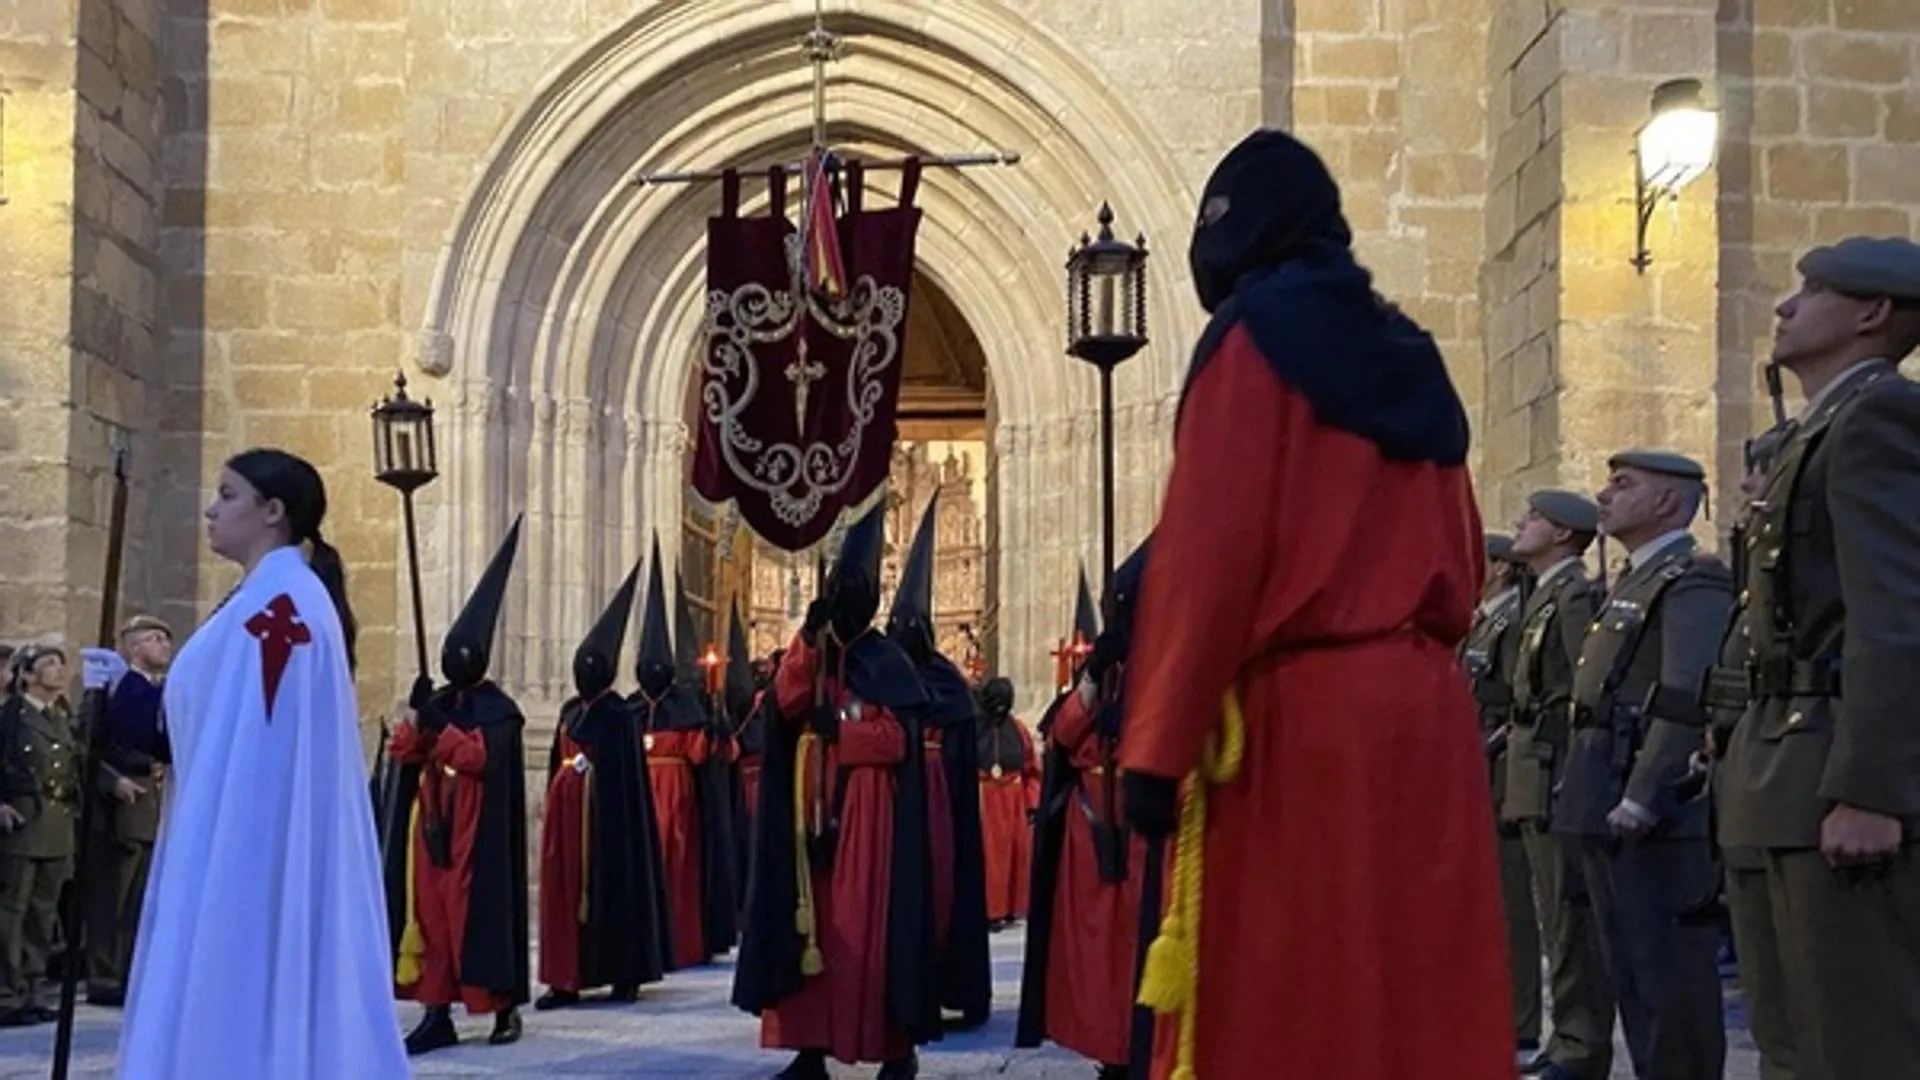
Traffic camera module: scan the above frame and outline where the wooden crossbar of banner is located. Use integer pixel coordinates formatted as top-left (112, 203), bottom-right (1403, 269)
top-left (633, 149), bottom-right (1021, 187)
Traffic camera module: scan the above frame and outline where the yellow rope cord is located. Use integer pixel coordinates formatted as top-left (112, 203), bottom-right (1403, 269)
top-left (1135, 690), bottom-right (1246, 1080)
top-left (578, 765), bottom-right (593, 924)
top-left (395, 797), bottom-right (426, 986)
top-left (793, 732), bottom-right (824, 976)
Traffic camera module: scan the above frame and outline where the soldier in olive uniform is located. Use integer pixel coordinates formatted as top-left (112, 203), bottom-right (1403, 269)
top-left (1462, 533), bottom-right (1542, 1059)
top-left (1556, 450), bottom-right (1731, 1080)
top-left (1506, 490), bottom-right (1615, 1080)
top-left (1700, 426), bottom-right (1797, 1080)
top-left (1715, 236), bottom-right (1920, 1079)
top-left (84, 615), bottom-right (173, 1007)
top-left (0, 644), bottom-right (81, 1028)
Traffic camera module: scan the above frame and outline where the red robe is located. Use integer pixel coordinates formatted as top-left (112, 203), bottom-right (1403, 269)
top-left (646, 726), bottom-right (710, 969)
top-left (923, 728), bottom-right (954, 948)
top-left (760, 640), bottom-right (912, 1065)
top-left (538, 726), bottom-right (588, 990)
top-left (1119, 329), bottom-right (1511, 1079)
top-left (979, 717), bottom-right (1040, 921)
top-left (1043, 692), bottom-right (1146, 1066)
top-left (389, 722), bottom-right (512, 1014)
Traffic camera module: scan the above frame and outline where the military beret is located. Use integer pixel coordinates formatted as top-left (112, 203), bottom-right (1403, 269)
top-left (119, 614), bottom-right (173, 639)
top-left (1798, 236), bottom-right (1920, 301)
top-left (1607, 448), bottom-right (1706, 482)
top-left (1527, 489), bottom-right (1600, 533)
top-left (1484, 532), bottom-right (1516, 561)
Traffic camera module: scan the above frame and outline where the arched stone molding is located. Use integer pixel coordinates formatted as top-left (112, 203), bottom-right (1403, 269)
top-left (416, 0), bottom-right (1196, 713)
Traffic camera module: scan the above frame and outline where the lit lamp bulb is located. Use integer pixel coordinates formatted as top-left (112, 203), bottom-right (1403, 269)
top-left (1637, 79), bottom-right (1718, 194)
top-left (700, 643), bottom-right (724, 695)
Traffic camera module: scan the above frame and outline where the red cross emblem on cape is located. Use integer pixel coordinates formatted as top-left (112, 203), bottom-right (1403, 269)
top-left (244, 593), bottom-right (311, 722)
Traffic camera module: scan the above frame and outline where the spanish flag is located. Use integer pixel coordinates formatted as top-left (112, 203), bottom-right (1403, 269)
top-left (801, 151), bottom-right (847, 301)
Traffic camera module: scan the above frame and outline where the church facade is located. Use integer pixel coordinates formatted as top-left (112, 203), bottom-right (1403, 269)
top-left (2, 0), bottom-right (1917, 725)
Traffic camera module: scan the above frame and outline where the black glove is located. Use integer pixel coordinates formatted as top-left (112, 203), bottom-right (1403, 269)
top-left (1123, 771), bottom-right (1179, 840)
top-left (808, 699), bottom-right (841, 741)
top-left (409, 674), bottom-right (447, 731)
top-left (802, 597), bottom-right (833, 645)
top-left (1084, 630), bottom-right (1126, 686)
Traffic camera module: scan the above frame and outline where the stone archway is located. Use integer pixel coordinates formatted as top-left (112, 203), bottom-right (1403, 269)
top-left (413, 0), bottom-right (1198, 714)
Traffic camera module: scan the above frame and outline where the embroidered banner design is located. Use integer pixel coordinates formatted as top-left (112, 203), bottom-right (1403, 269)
top-left (691, 158), bottom-right (923, 552)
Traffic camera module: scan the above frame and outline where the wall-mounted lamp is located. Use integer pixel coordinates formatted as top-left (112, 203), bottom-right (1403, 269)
top-left (1632, 78), bottom-right (1718, 273)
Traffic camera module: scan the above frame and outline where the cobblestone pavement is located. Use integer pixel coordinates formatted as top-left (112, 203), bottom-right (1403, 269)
top-left (0, 927), bottom-right (1761, 1078)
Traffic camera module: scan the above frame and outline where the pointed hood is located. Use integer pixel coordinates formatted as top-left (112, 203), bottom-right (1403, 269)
top-left (573, 558), bottom-right (640, 699)
top-left (1072, 563), bottom-right (1100, 643)
top-left (885, 492), bottom-right (940, 663)
top-left (823, 498), bottom-right (887, 640)
top-left (724, 598), bottom-right (755, 718)
top-left (441, 515), bottom-right (522, 689)
top-left (635, 532), bottom-right (675, 696)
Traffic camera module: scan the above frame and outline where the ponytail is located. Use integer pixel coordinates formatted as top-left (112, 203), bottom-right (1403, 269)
top-left (307, 534), bottom-right (359, 673)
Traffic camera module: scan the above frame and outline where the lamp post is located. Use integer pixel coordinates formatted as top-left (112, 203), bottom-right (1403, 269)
top-left (370, 372), bottom-right (440, 679)
top-left (1631, 77), bottom-right (1719, 274)
top-left (1066, 203), bottom-right (1149, 594)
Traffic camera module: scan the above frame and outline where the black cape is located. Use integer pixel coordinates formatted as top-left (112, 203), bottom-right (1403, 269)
top-left (548, 691), bottom-right (671, 988)
top-left (729, 695), bottom-right (771, 918)
top-left (382, 681), bottom-right (530, 1004)
top-left (730, 632), bottom-right (942, 1044)
top-left (912, 654), bottom-right (990, 1026)
top-left (1015, 689), bottom-right (1076, 1049)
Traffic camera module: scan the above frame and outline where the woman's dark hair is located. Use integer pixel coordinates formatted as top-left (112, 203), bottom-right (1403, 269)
top-left (226, 448), bottom-right (359, 672)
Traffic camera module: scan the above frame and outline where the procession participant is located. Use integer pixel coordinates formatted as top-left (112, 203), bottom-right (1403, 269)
top-left (1017, 544), bottom-right (1151, 1080)
top-left (387, 518), bottom-right (530, 1055)
top-left (732, 501), bottom-right (937, 1080)
top-left (675, 567), bottom-right (741, 959)
top-left (885, 493), bottom-right (991, 1026)
top-left (976, 676), bottom-right (1037, 927)
top-left (1718, 236), bottom-right (1920, 1078)
top-left (83, 615), bottom-right (174, 1008)
top-left (722, 599), bottom-right (758, 917)
top-left (0, 644), bottom-right (76, 1029)
top-left (110, 448), bottom-right (407, 1078)
top-left (1506, 489), bottom-right (1614, 1080)
top-left (536, 559), bottom-right (672, 1008)
top-left (1462, 534), bottom-right (1542, 1062)
top-left (1558, 450), bottom-right (1731, 1079)
top-left (1118, 129), bottom-right (1513, 1080)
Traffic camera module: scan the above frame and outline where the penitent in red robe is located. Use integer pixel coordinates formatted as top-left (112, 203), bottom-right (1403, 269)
top-left (978, 717), bottom-right (1039, 922)
top-left (760, 640), bottom-right (912, 1065)
top-left (539, 725), bottom-right (589, 991)
top-left (389, 722), bottom-right (512, 1014)
top-left (1043, 692), bottom-right (1145, 1066)
top-left (1119, 328), bottom-right (1512, 1080)
top-left (646, 725), bottom-right (710, 970)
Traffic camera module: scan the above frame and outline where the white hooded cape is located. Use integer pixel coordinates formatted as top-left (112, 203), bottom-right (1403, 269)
top-left (116, 545), bottom-right (407, 1078)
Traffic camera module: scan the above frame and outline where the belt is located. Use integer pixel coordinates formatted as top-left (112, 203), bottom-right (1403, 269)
top-left (1748, 656), bottom-right (1841, 698)
top-left (648, 755), bottom-right (692, 765)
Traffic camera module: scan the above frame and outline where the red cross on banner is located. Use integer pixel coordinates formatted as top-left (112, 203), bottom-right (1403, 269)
top-left (244, 593), bottom-right (312, 722)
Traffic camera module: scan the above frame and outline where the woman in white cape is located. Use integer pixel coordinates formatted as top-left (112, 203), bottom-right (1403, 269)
top-left (99, 448), bottom-right (408, 1078)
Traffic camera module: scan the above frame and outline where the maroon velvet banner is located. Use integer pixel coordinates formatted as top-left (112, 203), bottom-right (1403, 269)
top-left (691, 161), bottom-right (924, 552)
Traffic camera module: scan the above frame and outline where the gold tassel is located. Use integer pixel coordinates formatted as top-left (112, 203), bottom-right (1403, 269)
top-left (793, 733), bottom-right (825, 976)
top-left (1136, 690), bottom-right (1247, 1080)
top-left (578, 767), bottom-right (593, 924)
top-left (395, 798), bottom-right (426, 987)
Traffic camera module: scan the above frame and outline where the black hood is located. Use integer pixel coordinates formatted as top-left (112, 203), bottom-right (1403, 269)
top-left (1188, 128), bottom-right (1350, 315)
top-left (573, 558), bottom-right (640, 699)
top-left (824, 499), bottom-right (886, 641)
top-left (635, 532), bottom-right (675, 697)
top-left (885, 492), bottom-right (940, 664)
top-left (442, 515), bottom-right (523, 689)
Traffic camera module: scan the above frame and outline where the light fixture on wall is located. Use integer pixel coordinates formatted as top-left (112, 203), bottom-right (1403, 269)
top-left (1632, 78), bottom-right (1719, 273)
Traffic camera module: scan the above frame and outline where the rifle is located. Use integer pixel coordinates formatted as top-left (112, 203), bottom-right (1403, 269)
top-left (53, 440), bottom-right (131, 1080)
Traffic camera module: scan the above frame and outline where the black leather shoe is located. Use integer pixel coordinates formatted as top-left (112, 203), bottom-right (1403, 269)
top-left (488, 1007), bottom-right (522, 1045)
top-left (876, 1051), bottom-right (919, 1079)
top-left (774, 1050), bottom-right (829, 1080)
top-left (87, 988), bottom-right (125, 1008)
top-left (404, 1007), bottom-right (457, 1056)
top-left (608, 983), bottom-right (638, 1003)
top-left (533, 989), bottom-right (579, 1011)
top-left (0, 1008), bottom-right (38, 1029)
top-left (1096, 1066), bottom-right (1131, 1080)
